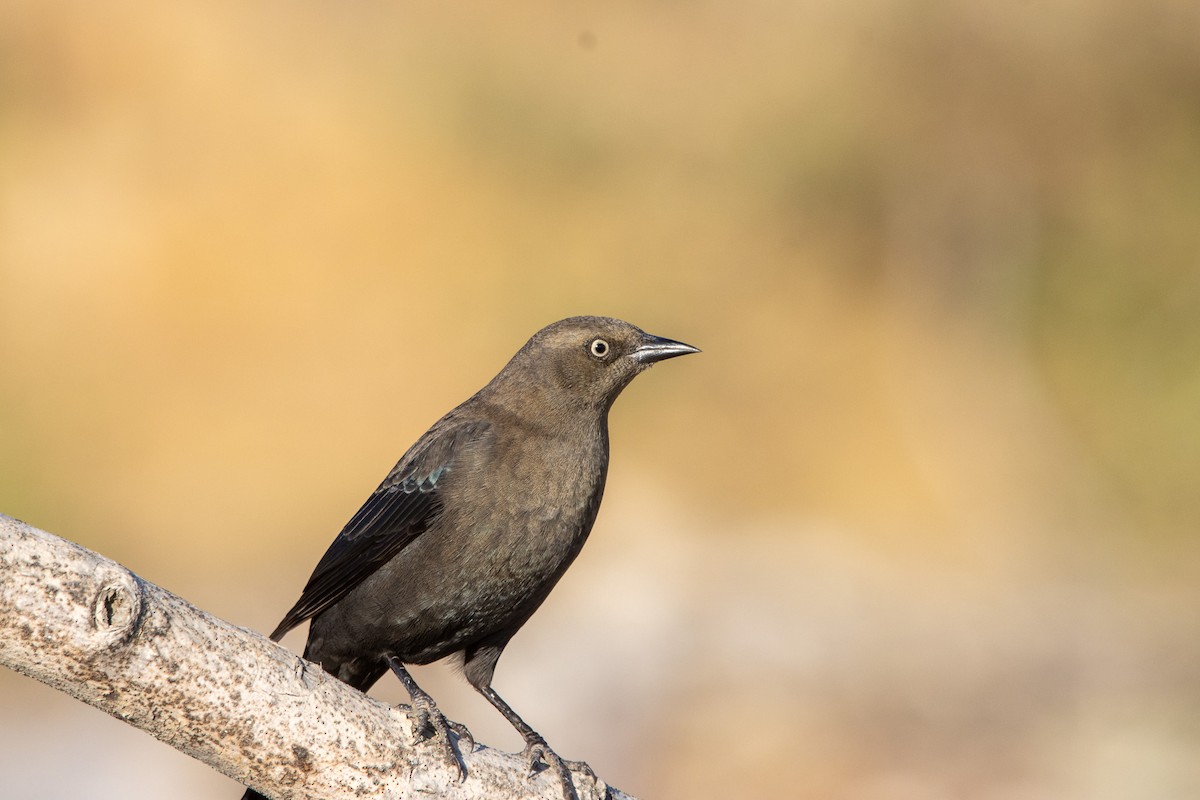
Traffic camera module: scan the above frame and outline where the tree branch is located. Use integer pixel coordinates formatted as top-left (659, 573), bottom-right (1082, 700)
top-left (0, 513), bottom-right (630, 800)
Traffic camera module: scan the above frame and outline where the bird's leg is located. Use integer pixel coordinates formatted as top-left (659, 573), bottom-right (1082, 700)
top-left (385, 654), bottom-right (472, 781)
top-left (476, 684), bottom-right (593, 800)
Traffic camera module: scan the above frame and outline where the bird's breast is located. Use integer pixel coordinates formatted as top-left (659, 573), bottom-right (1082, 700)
top-left (340, 423), bottom-right (610, 661)
top-left (443, 427), bottom-right (607, 598)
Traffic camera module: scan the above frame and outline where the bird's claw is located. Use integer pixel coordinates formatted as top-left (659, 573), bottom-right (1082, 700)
top-left (521, 735), bottom-right (582, 800)
top-left (447, 718), bottom-right (475, 753)
top-left (404, 701), bottom-right (471, 782)
top-left (564, 758), bottom-right (597, 782)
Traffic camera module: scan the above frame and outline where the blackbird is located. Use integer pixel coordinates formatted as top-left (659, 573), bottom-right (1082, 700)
top-left (241, 316), bottom-right (698, 800)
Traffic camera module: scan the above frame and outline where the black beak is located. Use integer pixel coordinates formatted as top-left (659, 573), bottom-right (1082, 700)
top-left (632, 333), bottom-right (701, 364)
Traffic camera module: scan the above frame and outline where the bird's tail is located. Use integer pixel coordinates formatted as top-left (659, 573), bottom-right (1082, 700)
top-left (239, 790), bottom-right (269, 800)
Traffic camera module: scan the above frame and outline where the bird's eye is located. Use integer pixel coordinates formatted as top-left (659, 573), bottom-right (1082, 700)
top-left (589, 338), bottom-right (610, 359)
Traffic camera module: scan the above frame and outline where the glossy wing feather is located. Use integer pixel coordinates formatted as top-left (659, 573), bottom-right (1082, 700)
top-left (268, 419), bottom-right (489, 640)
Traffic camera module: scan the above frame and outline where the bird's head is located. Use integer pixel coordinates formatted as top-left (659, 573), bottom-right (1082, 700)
top-left (490, 316), bottom-right (699, 415)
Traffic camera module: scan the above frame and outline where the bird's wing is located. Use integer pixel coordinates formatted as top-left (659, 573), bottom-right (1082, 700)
top-left (268, 417), bottom-right (491, 641)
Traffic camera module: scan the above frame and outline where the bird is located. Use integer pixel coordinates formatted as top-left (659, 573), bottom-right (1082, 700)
top-left (240, 316), bottom-right (698, 800)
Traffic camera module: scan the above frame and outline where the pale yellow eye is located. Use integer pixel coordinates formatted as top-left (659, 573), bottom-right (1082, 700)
top-left (589, 338), bottom-right (610, 358)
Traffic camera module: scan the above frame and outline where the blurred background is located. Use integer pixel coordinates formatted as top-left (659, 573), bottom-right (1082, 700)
top-left (2, 1), bottom-right (1199, 798)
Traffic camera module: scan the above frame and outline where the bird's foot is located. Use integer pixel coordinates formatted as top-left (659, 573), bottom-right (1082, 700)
top-left (387, 654), bottom-right (472, 781)
top-left (405, 695), bottom-right (472, 782)
top-left (521, 734), bottom-right (591, 800)
top-left (563, 757), bottom-right (597, 780)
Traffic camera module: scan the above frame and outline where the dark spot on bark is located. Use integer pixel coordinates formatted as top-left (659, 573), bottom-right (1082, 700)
top-left (292, 744), bottom-right (313, 772)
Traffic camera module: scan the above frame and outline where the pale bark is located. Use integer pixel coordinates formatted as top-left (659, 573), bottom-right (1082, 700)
top-left (0, 513), bottom-right (629, 800)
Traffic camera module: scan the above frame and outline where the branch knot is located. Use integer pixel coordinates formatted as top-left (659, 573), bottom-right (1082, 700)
top-left (91, 572), bottom-right (143, 646)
